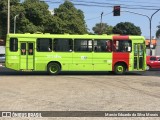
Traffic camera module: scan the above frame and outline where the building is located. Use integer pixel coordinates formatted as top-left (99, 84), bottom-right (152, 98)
top-left (0, 39), bottom-right (5, 54)
top-left (145, 38), bottom-right (157, 56)
top-left (155, 38), bottom-right (160, 56)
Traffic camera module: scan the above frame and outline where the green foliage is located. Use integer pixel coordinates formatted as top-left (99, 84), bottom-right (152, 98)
top-left (0, 0), bottom-right (24, 38)
top-left (0, 0), bottom-right (10, 39)
top-left (92, 23), bottom-right (113, 34)
top-left (112, 22), bottom-right (141, 35)
top-left (0, 0), bottom-right (87, 39)
top-left (156, 29), bottom-right (160, 38)
top-left (156, 25), bottom-right (160, 38)
top-left (50, 1), bottom-right (88, 34)
top-left (19, 0), bottom-right (50, 33)
top-left (23, 0), bottom-right (50, 25)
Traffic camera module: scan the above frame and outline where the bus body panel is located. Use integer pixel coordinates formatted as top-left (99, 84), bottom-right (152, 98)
top-left (71, 52), bottom-right (93, 71)
top-left (112, 35), bottom-right (130, 71)
top-left (93, 52), bottom-right (112, 71)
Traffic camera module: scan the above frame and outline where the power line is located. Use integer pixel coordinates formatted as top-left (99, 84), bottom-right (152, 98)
top-left (41, 0), bottom-right (160, 10)
top-left (40, 0), bottom-right (61, 4)
top-left (73, 3), bottom-right (158, 11)
top-left (40, 0), bottom-right (160, 22)
top-left (70, 0), bottom-right (160, 10)
top-left (85, 12), bottom-right (112, 21)
top-left (105, 0), bottom-right (160, 6)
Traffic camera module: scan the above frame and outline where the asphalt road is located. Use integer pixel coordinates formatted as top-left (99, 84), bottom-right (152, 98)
top-left (0, 66), bottom-right (160, 76)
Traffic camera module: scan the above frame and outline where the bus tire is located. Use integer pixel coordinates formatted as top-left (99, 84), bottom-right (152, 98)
top-left (114, 63), bottom-right (126, 75)
top-left (47, 62), bottom-right (61, 75)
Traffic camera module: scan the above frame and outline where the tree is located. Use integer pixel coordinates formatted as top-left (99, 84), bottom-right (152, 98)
top-left (0, 0), bottom-right (87, 39)
top-left (112, 22), bottom-right (141, 35)
top-left (92, 23), bottom-right (113, 34)
top-left (18, 0), bottom-right (51, 33)
top-left (0, 0), bottom-right (21, 39)
top-left (0, 0), bottom-right (53, 38)
top-left (48, 1), bottom-right (88, 34)
top-left (156, 25), bottom-right (160, 38)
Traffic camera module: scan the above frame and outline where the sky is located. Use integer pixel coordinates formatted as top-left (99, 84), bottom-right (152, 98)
top-left (42, 0), bottom-right (160, 38)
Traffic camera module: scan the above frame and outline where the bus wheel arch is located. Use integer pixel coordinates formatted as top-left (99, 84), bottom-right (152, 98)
top-left (47, 61), bottom-right (61, 75)
top-left (114, 62), bottom-right (127, 75)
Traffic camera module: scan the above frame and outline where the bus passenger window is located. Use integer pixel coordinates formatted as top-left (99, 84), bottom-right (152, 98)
top-left (106, 40), bottom-right (112, 52)
top-left (48, 46), bottom-right (51, 51)
top-left (113, 40), bottom-right (132, 52)
top-left (94, 39), bottom-right (112, 52)
top-left (74, 39), bottom-right (92, 52)
top-left (10, 38), bottom-right (18, 52)
top-left (37, 38), bottom-right (52, 52)
top-left (53, 39), bottom-right (73, 52)
top-left (113, 42), bottom-right (117, 52)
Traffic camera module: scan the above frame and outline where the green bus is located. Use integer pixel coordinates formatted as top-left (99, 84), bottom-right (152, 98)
top-left (5, 33), bottom-right (146, 75)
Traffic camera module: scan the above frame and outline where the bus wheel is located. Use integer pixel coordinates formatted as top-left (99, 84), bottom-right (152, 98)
top-left (47, 62), bottom-right (61, 75)
top-left (114, 64), bottom-right (126, 75)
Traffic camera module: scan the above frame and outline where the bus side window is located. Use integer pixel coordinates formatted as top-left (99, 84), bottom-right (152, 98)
top-left (10, 38), bottom-right (18, 52)
top-left (37, 38), bottom-right (52, 52)
top-left (53, 39), bottom-right (73, 52)
top-left (48, 39), bottom-right (52, 51)
top-left (106, 40), bottom-right (112, 52)
top-left (113, 41), bottom-right (117, 52)
top-left (74, 39), bottom-right (92, 52)
top-left (94, 39), bottom-right (112, 52)
top-left (94, 46), bottom-right (100, 52)
top-left (113, 40), bottom-right (132, 52)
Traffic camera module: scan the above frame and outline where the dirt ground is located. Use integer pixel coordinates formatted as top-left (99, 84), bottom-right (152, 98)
top-left (0, 73), bottom-right (160, 120)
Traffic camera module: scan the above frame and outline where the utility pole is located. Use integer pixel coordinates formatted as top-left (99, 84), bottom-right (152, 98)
top-left (149, 9), bottom-right (160, 55)
top-left (100, 12), bottom-right (103, 34)
top-left (123, 10), bottom-right (160, 55)
top-left (14, 14), bottom-right (19, 34)
top-left (7, 0), bottom-right (10, 34)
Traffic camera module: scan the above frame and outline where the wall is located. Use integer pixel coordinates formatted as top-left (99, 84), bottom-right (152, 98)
top-left (155, 38), bottom-right (160, 56)
top-left (0, 46), bottom-right (5, 54)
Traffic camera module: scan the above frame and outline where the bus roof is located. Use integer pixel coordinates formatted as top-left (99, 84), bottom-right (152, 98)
top-left (7, 33), bottom-right (145, 40)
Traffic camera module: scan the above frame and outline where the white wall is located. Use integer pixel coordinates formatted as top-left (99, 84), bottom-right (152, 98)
top-left (146, 49), bottom-right (156, 56)
top-left (156, 38), bottom-right (160, 56)
top-left (0, 46), bottom-right (5, 54)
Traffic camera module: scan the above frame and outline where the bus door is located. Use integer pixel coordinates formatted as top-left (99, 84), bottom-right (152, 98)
top-left (20, 42), bottom-right (34, 70)
top-left (134, 43), bottom-right (144, 70)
